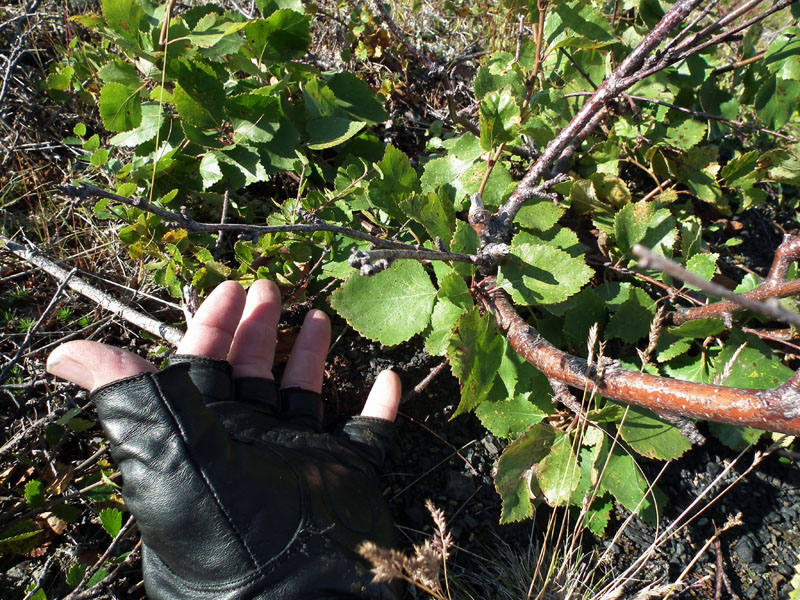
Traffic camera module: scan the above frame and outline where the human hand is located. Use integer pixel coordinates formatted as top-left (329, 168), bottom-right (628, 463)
top-left (47, 280), bottom-right (402, 599)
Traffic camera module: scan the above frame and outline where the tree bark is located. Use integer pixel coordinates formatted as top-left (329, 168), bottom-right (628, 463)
top-left (480, 280), bottom-right (800, 436)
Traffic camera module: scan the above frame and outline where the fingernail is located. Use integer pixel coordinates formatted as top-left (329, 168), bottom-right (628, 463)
top-left (47, 355), bottom-right (91, 387)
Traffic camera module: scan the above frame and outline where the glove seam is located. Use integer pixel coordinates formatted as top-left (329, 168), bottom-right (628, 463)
top-left (148, 370), bottom-right (261, 571)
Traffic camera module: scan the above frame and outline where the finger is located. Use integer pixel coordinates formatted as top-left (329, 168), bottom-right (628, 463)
top-left (361, 369), bottom-right (401, 422)
top-left (227, 279), bottom-right (282, 379)
top-left (47, 340), bottom-right (156, 392)
top-left (176, 281), bottom-right (246, 359)
top-left (280, 309), bottom-right (331, 393)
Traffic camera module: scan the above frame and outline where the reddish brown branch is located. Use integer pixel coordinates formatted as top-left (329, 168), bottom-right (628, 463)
top-left (669, 236), bottom-right (800, 326)
top-left (480, 281), bottom-right (800, 436)
top-left (672, 279), bottom-right (800, 325)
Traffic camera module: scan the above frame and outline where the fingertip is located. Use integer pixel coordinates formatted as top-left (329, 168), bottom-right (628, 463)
top-left (177, 280), bottom-right (247, 358)
top-left (361, 369), bottom-right (401, 422)
top-left (47, 341), bottom-right (156, 391)
top-left (305, 308), bottom-right (331, 331)
top-left (247, 278), bottom-right (280, 300)
top-left (279, 309), bottom-right (331, 393)
top-left (228, 278), bottom-right (283, 379)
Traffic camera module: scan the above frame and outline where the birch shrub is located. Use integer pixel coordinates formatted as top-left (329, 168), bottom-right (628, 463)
top-left (43, 0), bottom-right (800, 530)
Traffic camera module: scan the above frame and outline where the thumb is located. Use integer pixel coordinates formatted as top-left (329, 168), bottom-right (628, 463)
top-left (47, 341), bottom-right (156, 392)
top-left (361, 369), bottom-right (401, 422)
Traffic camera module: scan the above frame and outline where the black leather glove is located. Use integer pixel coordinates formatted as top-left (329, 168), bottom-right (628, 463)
top-left (91, 354), bottom-right (401, 600)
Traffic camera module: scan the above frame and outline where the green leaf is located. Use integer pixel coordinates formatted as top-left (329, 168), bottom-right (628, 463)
top-left (73, 122), bottom-right (87, 136)
top-left (497, 243), bottom-right (593, 305)
top-left (537, 432), bottom-right (581, 506)
top-left (86, 568), bottom-right (109, 588)
top-left (330, 261), bottom-right (437, 346)
top-left (24, 480), bottom-right (45, 508)
top-left (475, 391), bottom-right (549, 439)
top-left (763, 28), bottom-right (800, 81)
top-left (226, 93), bottom-right (281, 143)
top-left (665, 117), bottom-right (707, 150)
top-left (473, 54), bottom-right (525, 102)
top-left (707, 422), bottom-right (764, 451)
top-left (98, 59), bottom-right (142, 86)
top-left (98, 83), bottom-right (142, 132)
top-left (217, 145), bottom-right (268, 187)
top-left (244, 10), bottom-right (310, 64)
top-left (561, 288), bottom-right (607, 348)
top-left (370, 145), bottom-right (421, 219)
top-left (256, 0), bottom-right (304, 14)
top-left (515, 198), bottom-right (566, 231)
top-left (0, 520), bottom-right (42, 556)
top-left (519, 227), bottom-right (583, 258)
top-left (66, 564), bottom-right (87, 588)
top-left (668, 318), bottom-right (725, 339)
top-left (598, 449), bottom-right (656, 523)
top-left (715, 330), bottom-right (794, 389)
top-left (618, 406), bottom-right (692, 460)
top-left (90, 148), bottom-right (109, 167)
top-left (663, 353), bottom-right (712, 384)
top-left (187, 13), bottom-right (247, 50)
top-left (614, 201), bottom-right (677, 257)
top-left (479, 87), bottom-right (521, 150)
top-left (307, 117), bottom-right (366, 150)
top-left (109, 102), bottom-right (163, 147)
top-left (424, 271), bottom-right (473, 356)
top-left (174, 59), bottom-right (226, 128)
top-left (83, 134), bottom-right (100, 152)
top-left (448, 308), bottom-right (504, 416)
top-left (399, 191), bottom-right (454, 243)
top-left (552, 2), bottom-right (614, 45)
top-left (326, 72), bottom-right (389, 124)
top-left (721, 151), bottom-right (759, 186)
top-left (199, 152), bottom-right (224, 189)
top-left (656, 334), bottom-right (691, 362)
top-left (755, 74), bottom-right (800, 129)
top-left (585, 497), bottom-right (613, 536)
top-left (99, 507), bottom-right (123, 538)
top-left (25, 584), bottom-right (46, 600)
top-left (605, 287), bottom-right (655, 343)
top-left (495, 424), bottom-right (555, 523)
top-left (51, 503), bottom-right (82, 523)
top-left (683, 252), bottom-right (718, 292)
top-left (101, 0), bottom-right (146, 45)
top-left (590, 173), bottom-right (631, 208)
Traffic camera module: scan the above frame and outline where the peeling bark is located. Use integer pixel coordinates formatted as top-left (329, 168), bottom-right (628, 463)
top-left (480, 280), bottom-right (800, 436)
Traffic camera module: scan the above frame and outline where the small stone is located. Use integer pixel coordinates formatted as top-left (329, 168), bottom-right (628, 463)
top-left (734, 536), bottom-right (756, 564)
top-left (744, 584), bottom-right (760, 600)
top-left (481, 436), bottom-right (499, 456)
top-left (444, 471), bottom-right (476, 502)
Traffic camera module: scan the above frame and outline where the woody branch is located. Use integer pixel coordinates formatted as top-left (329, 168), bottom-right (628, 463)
top-left (479, 280), bottom-right (800, 436)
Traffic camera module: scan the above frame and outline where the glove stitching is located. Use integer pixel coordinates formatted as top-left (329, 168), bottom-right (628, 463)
top-left (148, 372), bottom-right (261, 572)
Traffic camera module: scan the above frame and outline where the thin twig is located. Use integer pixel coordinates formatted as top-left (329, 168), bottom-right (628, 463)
top-left (563, 91), bottom-right (794, 140)
top-left (401, 359), bottom-right (449, 404)
top-left (64, 515), bottom-right (137, 600)
top-left (711, 51), bottom-right (765, 76)
top-left (1, 235), bottom-right (184, 345)
top-left (633, 243), bottom-right (800, 328)
top-left (61, 182), bottom-right (421, 252)
top-left (0, 268), bottom-right (76, 384)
